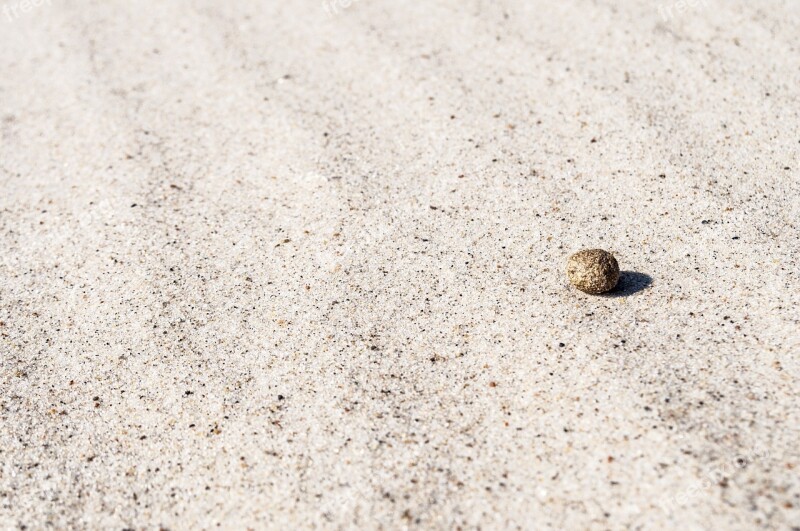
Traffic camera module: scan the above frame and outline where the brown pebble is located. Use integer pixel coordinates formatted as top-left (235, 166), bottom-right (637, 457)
top-left (567, 249), bottom-right (620, 294)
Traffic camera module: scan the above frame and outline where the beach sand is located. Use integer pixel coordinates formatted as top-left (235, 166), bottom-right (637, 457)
top-left (1, 0), bottom-right (799, 528)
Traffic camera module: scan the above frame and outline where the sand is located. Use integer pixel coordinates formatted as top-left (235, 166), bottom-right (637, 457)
top-left (1, 0), bottom-right (799, 529)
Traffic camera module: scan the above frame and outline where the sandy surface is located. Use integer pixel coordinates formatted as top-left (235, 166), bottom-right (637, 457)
top-left (2, 0), bottom-right (800, 529)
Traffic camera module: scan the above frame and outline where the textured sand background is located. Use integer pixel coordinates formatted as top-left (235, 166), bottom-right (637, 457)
top-left (1, 0), bottom-right (799, 529)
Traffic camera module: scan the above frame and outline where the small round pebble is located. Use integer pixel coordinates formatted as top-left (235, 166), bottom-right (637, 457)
top-left (567, 249), bottom-right (620, 294)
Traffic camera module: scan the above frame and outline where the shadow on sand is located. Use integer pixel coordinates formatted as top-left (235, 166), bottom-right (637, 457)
top-left (603, 271), bottom-right (653, 297)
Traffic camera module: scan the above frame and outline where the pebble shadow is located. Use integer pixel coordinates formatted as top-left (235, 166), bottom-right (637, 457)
top-left (604, 271), bottom-right (653, 297)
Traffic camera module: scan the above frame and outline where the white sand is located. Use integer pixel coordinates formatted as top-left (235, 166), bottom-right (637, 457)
top-left (1, 0), bottom-right (799, 528)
